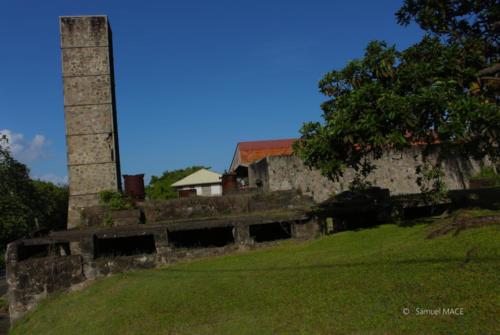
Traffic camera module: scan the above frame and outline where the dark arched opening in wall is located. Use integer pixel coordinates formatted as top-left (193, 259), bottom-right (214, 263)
top-left (168, 227), bottom-right (235, 248)
top-left (94, 235), bottom-right (156, 258)
top-left (249, 222), bottom-right (292, 243)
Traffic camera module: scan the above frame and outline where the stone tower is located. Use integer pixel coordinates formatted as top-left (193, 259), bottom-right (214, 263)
top-left (60, 16), bottom-right (122, 228)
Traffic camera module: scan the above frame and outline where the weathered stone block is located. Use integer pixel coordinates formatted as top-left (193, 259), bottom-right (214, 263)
top-left (94, 255), bottom-right (157, 277)
top-left (80, 206), bottom-right (142, 227)
top-left (63, 75), bottom-right (112, 106)
top-left (62, 46), bottom-right (110, 76)
top-left (68, 163), bottom-right (119, 195)
top-left (292, 221), bottom-right (320, 239)
top-left (110, 209), bottom-right (142, 226)
top-left (234, 225), bottom-right (252, 244)
top-left (68, 194), bottom-right (101, 229)
top-left (64, 104), bottom-right (114, 135)
top-left (60, 16), bottom-right (109, 48)
top-left (69, 242), bottom-right (82, 255)
top-left (68, 194), bottom-right (101, 210)
top-left (8, 255), bottom-right (84, 321)
top-left (67, 133), bottom-right (115, 165)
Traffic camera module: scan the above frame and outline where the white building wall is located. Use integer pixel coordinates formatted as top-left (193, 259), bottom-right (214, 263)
top-left (211, 184), bottom-right (222, 196)
top-left (176, 184), bottom-right (222, 197)
top-left (195, 186), bottom-right (203, 195)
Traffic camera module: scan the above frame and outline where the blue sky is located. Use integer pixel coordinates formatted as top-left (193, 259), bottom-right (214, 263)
top-left (0, 0), bottom-right (423, 184)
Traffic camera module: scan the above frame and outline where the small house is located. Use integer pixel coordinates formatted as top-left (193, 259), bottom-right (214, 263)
top-left (171, 169), bottom-right (222, 197)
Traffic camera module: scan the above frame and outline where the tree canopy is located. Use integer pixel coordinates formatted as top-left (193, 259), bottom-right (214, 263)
top-left (0, 141), bottom-right (68, 252)
top-left (295, 0), bottom-right (499, 183)
top-left (146, 166), bottom-right (210, 200)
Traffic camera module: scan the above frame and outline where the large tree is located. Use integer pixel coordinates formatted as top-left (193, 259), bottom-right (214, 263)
top-left (0, 140), bottom-right (68, 252)
top-left (146, 166), bottom-right (210, 200)
top-left (295, 0), bottom-right (499, 187)
top-left (0, 143), bottom-right (38, 248)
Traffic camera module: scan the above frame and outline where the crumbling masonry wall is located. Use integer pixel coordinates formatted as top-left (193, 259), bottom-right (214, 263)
top-left (60, 16), bottom-right (122, 228)
top-left (248, 146), bottom-right (486, 202)
top-left (6, 215), bottom-right (318, 322)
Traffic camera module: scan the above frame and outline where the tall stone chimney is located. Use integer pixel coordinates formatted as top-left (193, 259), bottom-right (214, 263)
top-left (60, 16), bottom-right (122, 228)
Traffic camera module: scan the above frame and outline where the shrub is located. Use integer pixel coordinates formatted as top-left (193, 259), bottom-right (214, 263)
top-left (99, 191), bottom-right (134, 210)
top-left (416, 162), bottom-right (448, 206)
top-left (471, 167), bottom-right (500, 186)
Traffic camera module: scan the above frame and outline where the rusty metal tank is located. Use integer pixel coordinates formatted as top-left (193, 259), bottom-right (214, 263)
top-left (123, 174), bottom-right (145, 201)
top-left (221, 172), bottom-right (238, 194)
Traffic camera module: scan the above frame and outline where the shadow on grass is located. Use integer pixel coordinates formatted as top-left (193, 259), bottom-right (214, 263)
top-left (448, 187), bottom-right (500, 211)
top-left (426, 213), bottom-right (500, 239)
top-left (396, 216), bottom-right (441, 228)
top-left (159, 256), bottom-right (500, 275)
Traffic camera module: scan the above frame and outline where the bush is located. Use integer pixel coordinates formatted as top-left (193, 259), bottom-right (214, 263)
top-left (32, 180), bottom-right (68, 232)
top-left (99, 191), bottom-right (134, 210)
top-left (471, 167), bottom-right (500, 186)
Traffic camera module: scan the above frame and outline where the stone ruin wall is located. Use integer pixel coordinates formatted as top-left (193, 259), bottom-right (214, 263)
top-left (60, 16), bottom-right (122, 229)
top-left (6, 190), bottom-right (318, 322)
top-left (248, 146), bottom-right (486, 203)
top-left (6, 217), bottom-right (318, 322)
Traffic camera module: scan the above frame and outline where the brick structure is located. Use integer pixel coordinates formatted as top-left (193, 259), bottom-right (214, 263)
top-left (60, 16), bottom-right (122, 228)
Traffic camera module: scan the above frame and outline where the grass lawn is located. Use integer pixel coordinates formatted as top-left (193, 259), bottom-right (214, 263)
top-left (11, 211), bottom-right (500, 334)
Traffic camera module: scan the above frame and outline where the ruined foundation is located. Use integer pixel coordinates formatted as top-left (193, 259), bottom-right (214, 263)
top-left (6, 191), bottom-right (318, 322)
top-left (6, 217), bottom-right (318, 322)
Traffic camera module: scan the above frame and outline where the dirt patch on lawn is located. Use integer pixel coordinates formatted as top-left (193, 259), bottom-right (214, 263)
top-left (427, 211), bottom-right (500, 239)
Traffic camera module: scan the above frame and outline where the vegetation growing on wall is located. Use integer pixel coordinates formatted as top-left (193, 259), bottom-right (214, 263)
top-left (98, 190), bottom-right (134, 210)
top-left (470, 166), bottom-right (500, 186)
top-left (146, 166), bottom-right (209, 200)
top-left (294, 0), bottom-right (500, 195)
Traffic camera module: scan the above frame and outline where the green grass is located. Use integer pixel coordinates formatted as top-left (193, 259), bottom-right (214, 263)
top-left (12, 213), bottom-right (500, 335)
top-left (470, 166), bottom-right (500, 186)
top-left (0, 297), bottom-right (8, 314)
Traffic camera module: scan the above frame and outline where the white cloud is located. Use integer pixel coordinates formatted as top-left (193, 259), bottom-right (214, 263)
top-left (0, 129), bottom-right (48, 162)
top-left (35, 174), bottom-right (68, 185)
top-left (1, 129), bottom-right (65, 185)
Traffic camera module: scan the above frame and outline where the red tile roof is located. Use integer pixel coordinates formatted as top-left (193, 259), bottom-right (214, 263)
top-left (238, 138), bottom-right (297, 152)
top-left (230, 138), bottom-right (297, 171)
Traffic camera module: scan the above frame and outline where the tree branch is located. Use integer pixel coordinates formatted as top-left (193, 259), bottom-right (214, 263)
top-left (478, 63), bottom-right (500, 76)
top-left (490, 21), bottom-right (500, 31)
